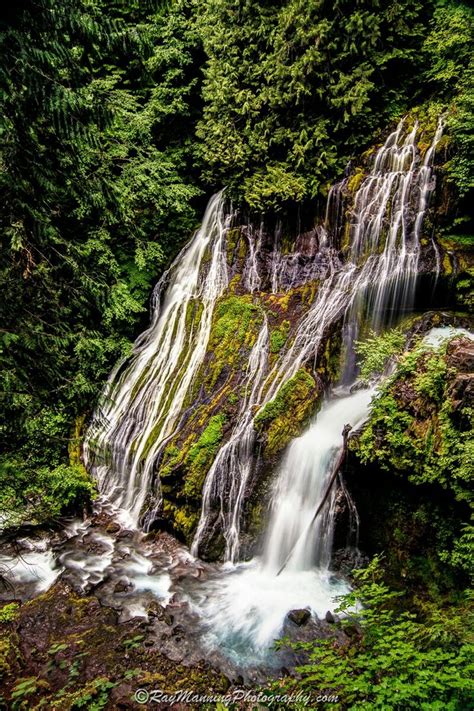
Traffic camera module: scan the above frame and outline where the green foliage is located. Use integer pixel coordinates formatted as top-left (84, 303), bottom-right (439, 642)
top-left (0, 0), bottom-right (201, 524)
top-left (11, 677), bottom-right (46, 710)
top-left (0, 603), bottom-right (20, 624)
top-left (355, 328), bottom-right (406, 383)
top-left (121, 635), bottom-right (144, 651)
top-left (1, 0), bottom-right (472, 542)
top-left (423, 0), bottom-right (474, 198)
top-left (196, 0), bottom-right (430, 209)
top-left (70, 677), bottom-right (116, 711)
top-left (355, 335), bottom-right (473, 576)
top-left (0, 458), bottom-right (96, 530)
top-left (272, 558), bottom-right (474, 710)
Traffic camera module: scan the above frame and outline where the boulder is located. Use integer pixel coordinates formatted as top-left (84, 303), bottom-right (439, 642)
top-left (287, 608), bottom-right (311, 626)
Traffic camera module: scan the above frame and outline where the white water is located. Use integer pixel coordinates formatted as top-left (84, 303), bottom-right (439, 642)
top-left (84, 116), bottom-right (445, 556)
top-left (262, 387), bottom-right (377, 573)
top-left (0, 548), bottom-right (61, 596)
top-left (192, 116), bottom-right (445, 555)
top-left (191, 386), bottom-right (376, 661)
top-left (191, 316), bottom-right (269, 561)
top-left (422, 326), bottom-right (474, 348)
top-left (84, 192), bottom-right (230, 528)
top-left (188, 562), bottom-right (348, 665)
top-left (190, 324), bottom-right (472, 661)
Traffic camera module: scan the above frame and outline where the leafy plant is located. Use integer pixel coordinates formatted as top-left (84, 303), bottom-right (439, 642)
top-left (271, 558), bottom-right (474, 710)
top-left (355, 328), bottom-right (406, 383)
top-left (0, 603), bottom-right (19, 623)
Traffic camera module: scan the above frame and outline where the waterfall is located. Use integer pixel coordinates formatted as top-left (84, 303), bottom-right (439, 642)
top-left (264, 117), bottom-right (444, 399)
top-left (84, 116), bottom-right (443, 564)
top-left (262, 387), bottom-right (376, 573)
top-left (83, 192), bottom-right (230, 527)
top-left (257, 116), bottom-right (444, 571)
top-left (186, 118), bottom-right (446, 662)
top-left (191, 317), bottom-right (269, 561)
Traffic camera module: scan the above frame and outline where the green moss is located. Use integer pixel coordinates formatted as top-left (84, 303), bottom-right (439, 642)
top-left (354, 335), bottom-right (474, 577)
top-left (0, 630), bottom-right (20, 678)
top-left (269, 320), bottom-right (290, 354)
top-left (207, 295), bottom-right (263, 387)
top-left (318, 330), bottom-right (343, 382)
top-left (443, 252), bottom-right (453, 275)
top-left (0, 603), bottom-right (20, 623)
top-left (174, 507), bottom-right (200, 538)
top-left (255, 369), bottom-right (320, 456)
top-left (347, 167), bottom-right (365, 194)
top-left (266, 291), bottom-right (292, 312)
top-left (438, 234), bottom-right (474, 251)
top-left (225, 227), bottom-right (241, 265)
top-left (183, 414), bottom-right (226, 498)
top-left (238, 234), bottom-right (248, 260)
top-left (158, 444), bottom-right (183, 480)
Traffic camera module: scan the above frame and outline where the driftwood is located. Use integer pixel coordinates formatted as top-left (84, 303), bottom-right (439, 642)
top-left (276, 423), bottom-right (352, 577)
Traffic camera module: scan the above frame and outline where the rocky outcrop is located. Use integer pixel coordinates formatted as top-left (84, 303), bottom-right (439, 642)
top-left (339, 330), bottom-right (473, 590)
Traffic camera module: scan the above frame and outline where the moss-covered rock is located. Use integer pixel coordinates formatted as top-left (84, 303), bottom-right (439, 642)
top-left (349, 333), bottom-right (474, 582)
top-left (255, 368), bottom-right (321, 456)
top-left (183, 414), bottom-right (226, 498)
top-left (269, 320), bottom-right (290, 354)
top-left (207, 294), bottom-right (264, 388)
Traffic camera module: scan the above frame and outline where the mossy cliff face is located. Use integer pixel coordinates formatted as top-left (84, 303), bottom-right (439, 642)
top-left (254, 369), bottom-right (321, 457)
top-left (344, 333), bottom-right (474, 594)
top-left (135, 113), bottom-right (468, 557)
top-left (154, 291), bottom-right (264, 541)
top-left (151, 271), bottom-right (333, 547)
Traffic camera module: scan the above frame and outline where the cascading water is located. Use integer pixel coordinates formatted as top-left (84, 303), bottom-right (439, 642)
top-left (84, 191), bottom-right (230, 527)
top-left (191, 116), bottom-right (444, 557)
top-left (187, 116), bottom-right (446, 660)
top-left (1, 116), bottom-right (454, 675)
top-left (191, 317), bottom-right (269, 562)
top-left (262, 387), bottom-right (377, 574)
top-left (81, 117), bottom-right (445, 661)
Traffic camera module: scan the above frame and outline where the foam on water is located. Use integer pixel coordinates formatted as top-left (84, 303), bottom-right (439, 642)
top-left (0, 549), bottom-right (61, 595)
top-left (422, 326), bottom-right (473, 348)
top-left (187, 560), bottom-right (348, 666)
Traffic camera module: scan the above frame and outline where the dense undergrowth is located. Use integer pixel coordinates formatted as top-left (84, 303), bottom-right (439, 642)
top-left (271, 558), bottom-right (474, 710)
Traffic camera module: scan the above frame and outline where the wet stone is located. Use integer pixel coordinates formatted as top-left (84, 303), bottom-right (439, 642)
top-left (113, 579), bottom-right (133, 594)
top-left (287, 608), bottom-right (311, 626)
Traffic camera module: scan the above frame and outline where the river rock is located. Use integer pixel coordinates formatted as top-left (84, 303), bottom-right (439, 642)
top-left (325, 610), bottom-right (335, 623)
top-left (113, 579), bottom-right (133, 594)
top-left (287, 608), bottom-right (311, 626)
top-left (105, 521), bottom-right (121, 534)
